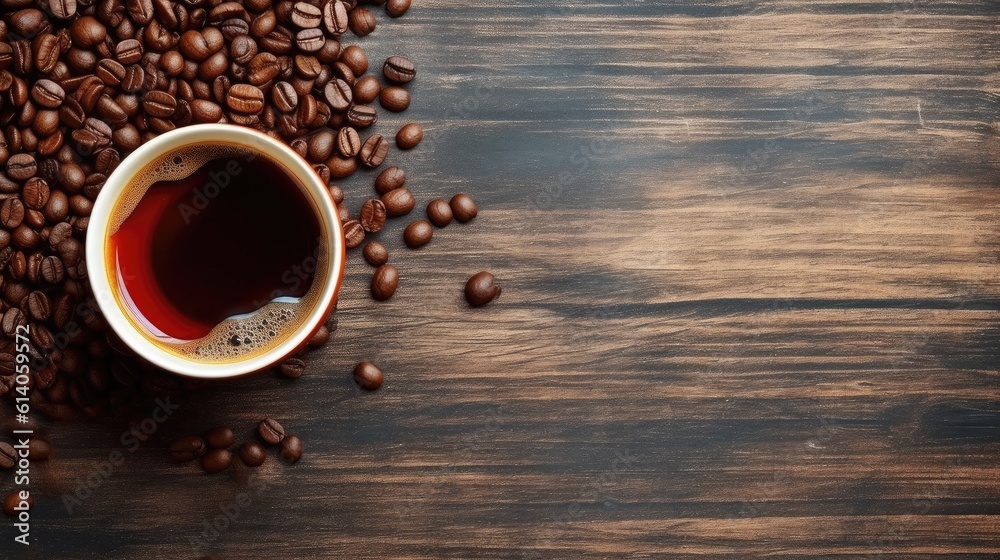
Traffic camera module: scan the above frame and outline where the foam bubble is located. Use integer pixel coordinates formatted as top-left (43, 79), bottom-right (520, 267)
top-left (107, 143), bottom-right (330, 364)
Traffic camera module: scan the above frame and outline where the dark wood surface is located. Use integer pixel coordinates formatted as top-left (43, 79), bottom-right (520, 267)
top-left (6, 1), bottom-right (1000, 558)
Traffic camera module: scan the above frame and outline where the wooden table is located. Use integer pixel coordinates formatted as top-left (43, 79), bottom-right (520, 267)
top-left (10, 1), bottom-right (1000, 558)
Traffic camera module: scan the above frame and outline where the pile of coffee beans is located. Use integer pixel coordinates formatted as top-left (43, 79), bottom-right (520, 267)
top-left (166, 418), bottom-right (299, 473)
top-left (0, 0), bottom-right (501, 475)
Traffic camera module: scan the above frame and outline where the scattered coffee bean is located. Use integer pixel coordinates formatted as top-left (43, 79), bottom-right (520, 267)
top-left (371, 264), bottom-right (399, 300)
top-left (363, 241), bottom-right (389, 266)
top-left (353, 75), bottom-right (381, 104)
top-left (348, 7), bottom-right (377, 36)
top-left (383, 55), bottom-right (415, 83)
top-left (340, 45), bottom-right (368, 75)
top-left (0, 442), bottom-right (15, 469)
top-left (336, 126), bottom-right (361, 157)
top-left (343, 218), bottom-right (365, 248)
top-left (353, 361), bottom-right (383, 390)
top-left (280, 357), bottom-right (306, 378)
top-left (239, 441), bottom-right (267, 467)
top-left (381, 187), bottom-right (415, 217)
top-left (201, 449), bottom-right (233, 474)
top-left (279, 435), bottom-right (303, 463)
top-left (3, 491), bottom-right (31, 517)
top-left (308, 324), bottom-right (330, 347)
top-left (386, 0), bottom-right (411, 18)
top-left (359, 134), bottom-right (389, 167)
top-left (28, 438), bottom-right (52, 461)
top-left (258, 418), bottom-right (285, 445)
top-left (396, 122), bottom-right (423, 149)
top-left (379, 86), bottom-right (410, 112)
top-left (426, 198), bottom-right (453, 227)
top-left (204, 426), bottom-right (236, 449)
top-left (403, 220), bottom-right (433, 248)
top-left (168, 436), bottom-right (206, 463)
top-left (360, 198), bottom-right (386, 233)
top-left (375, 166), bottom-right (406, 194)
top-left (450, 193), bottom-right (478, 222)
top-left (465, 271), bottom-right (501, 307)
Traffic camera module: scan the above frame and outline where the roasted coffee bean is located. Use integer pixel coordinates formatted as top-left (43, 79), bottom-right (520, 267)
top-left (0, 198), bottom-right (25, 229)
top-left (1, 308), bottom-right (25, 337)
top-left (358, 134), bottom-right (388, 167)
top-left (115, 39), bottom-right (143, 65)
top-left (329, 184), bottom-right (345, 204)
top-left (374, 165), bottom-right (405, 194)
top-left (353, 361), bottom-right (383, 390)
top-left (159, 50), bottom-right (185, 76)
top-left (308, 324), bottom-right (330, 347)
top-left (381, 187), bottom-right (415, 217)
top-left (337, 202), bottom-right (351, 223)
top-left (230, 34), bottom-right (257, 65)
top-left (346, 103), bottom-right (378, 128)
top-left (342, 218), bottom-right (364, 248)
top-left (10, 9), bottom-right (48, 38)
top-left (291, 2), bottom-right (322, 28)
top-left (279, 357), bottom-right (306, 378)
top-left (379, 86), bottom-right (410, 112)
top-left (201, 449), bottom-right (233, 473)
top-left (279, 435), bottom-right (302, 463)
top-left (191, 99), bottom-right (223, 122)
top-left (426, 198), bottom-right (453, 227)
top-left (348, 7), bottom-right (376, 36)
top-left (450, 193), bottom-right (478, 222)
top-left (239, 441), bottom-right (266, 467)
top-left (296, 28), bottom-right (325, 52)
top-left (28, 439), bottom-right (51, 461)
top-left (360, 198), bottom-right (386, 233)
top-left (272, 81), bottom-right (298, 112)
top-left (465, 271), bottom-right (501, 307)
top-left (3, 491), bottom-right (31, 516)
top-left (95, 58), bottom-right (126, 86)
top-left (386, 0), bottom-right (410, 17)
top-left (258, 418), bottom-right (285, 445)
top-left (363, 241), bottom-right (388, 266)
top-left (227, 83), bottom-right (265, 114)
top-left (142, 90), bottom-right (177, 118)
top-left (71, 16), bottom-right (107, 48)
top-left (22, 178), bottom-right (49, 210)
top-left (168, 435), bottom-right (206, 463)
top-left (251, 10), bottom-right (277, 38)
top-left (322, 78), bottom-right (352, 110)
top-left (34, 34), bottom-right (60, 74)
top-left (340, 45), bottom-right (368, 75)
top-left (7, 153), bottom-right (36, 181)
top-left (0, 442), bottom-right (15, 469)
top-left (204, 426), bottom-right (236, 449)
top-left (40, 255), bottom-right (65, 284)
top-left (262, 28), bottom-right (295, 54)
top-left (50, 0), bottom-right (78, 18)
top-left (370, 264), bottom-right (398, 300)
top-left (383, 55), bottom-right (415, 83)
top-left (403, 219), bottom-right (433, 248)
top-left (336, 126), bottom-right (360, 157)
top-left (12, 225), bottom-right (38, 249)
top-left (353, 75), bottom-right (380, 104)
top-left (323, 0), bottom-right (349, 35)
top-left (26, 291), bottom-right (50, 321)
top-left (396, 122), bottom-right (423, 150)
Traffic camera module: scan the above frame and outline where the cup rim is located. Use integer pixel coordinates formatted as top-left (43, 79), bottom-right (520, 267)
top-left (85, 124), bottom-right (344, 379)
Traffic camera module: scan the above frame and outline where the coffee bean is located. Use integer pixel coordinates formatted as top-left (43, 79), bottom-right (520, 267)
top-left (340, 45), bottom-right (368, 75)
top-left (226, 83), bottom-right (265, 114)
top-left (10, 9), bottom-right (48, 39)
top-left (370, 264), bottom-right (398, 300)
top-left (360, 198), bottom-right (386, 233)
top-left (450, 193), bottom-right (478, 222)
top-left (353, 361), bottom-right (383, 390)
top-left (327, 154), bottom-right (357, 179)
top-left (396, 122), bottom-right (423, 150)
top-left (127, 0), bottom-right (154, 25)
top-left (115, 39), bottom-right (143, 65)
top-left (465, 271), bottom-right (501, 307)
top-left (0, 198), bottom-right (24, 229)
top-left (336, 126), bottom-right (360, 157)
top-left (70, 16), bottom-right (106, 48)
top-left (204, 426), bottom-right (236, 449)
top-left (142, 90), bottom-right (177, 118)
top-left (381, 187), bottom-right (414, 217)
top-left (386, 0), bottom-right (410, 17)
top-left (258, 418), bottom-right (285, 445)
top-left (279, 357), bottom-right (306, 378)
top-left (49, 0), bottom-right (78, 19)
top-left (353, 75), bottom-right (380, 104)
top-left (426, 198), bottom-right (453, 227)
top-left (34, 34), bottom-right (60, 74)
top-left (26, 291), bottom-right (50, 321)
top-left (28, 438), bottom-right (51, 461)
top-left (379, 86), bottom-right (410, 112)
top-left (239, 441), bottom-right (266, 467)
top-left (12, 225), bottom-right (38, 249)
top-left (323, 0), bottom-right (349, 35)
top-left (308, 324), bottom-right (330, 347)
top-left (272, 81), bottom-right (298, 112)
top-left (168, 435), bottom-right (206, 463)
top-left (329, 184), bottom-right (345, 204)
top-left (348, 7), bottom-right (376, 36)
top-left (403, 219), bottom-right (433, 248)
top-left (0, 442), bottom-right (15, 469)
top-left (322, 78), bottom-right (352, 110)
top-left (279, 435), bottom-right (303, 463)
top-left (40, 255), bottom-right (65, 284)
top-left (7, 153), bottom-right (36, 181)
top-left (374, 166), bottom-right (405, 194)
top-left (346, 104), bottom-right (378, 128)
top-left (383, 55), bottom-right (415, 83)
top-left (296, 28), bottom-right (326, 52)
top-left (3, 491), bottom-right (31, 517)
top-left (343, 218), bottom-right (364, 248)
top-left (291, 2), bottom-right (322, 28)
top-left (359, 134), bottom-right (388, 168)
top-left (363, 241), bottom-right (388, 266)
top-left (201, 449), bottom-right (233, 473)
top-left (191, 99), bottom-right (223, 122)
top-left (22, 178), bottom-right (49, 210)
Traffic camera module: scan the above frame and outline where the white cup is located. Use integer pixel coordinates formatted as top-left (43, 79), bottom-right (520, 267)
top-left (86, 124), bottom-right (344, 379)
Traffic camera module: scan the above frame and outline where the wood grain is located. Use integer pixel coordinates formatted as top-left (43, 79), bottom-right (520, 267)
top-left (5, 0), bottom-right (1000, 558)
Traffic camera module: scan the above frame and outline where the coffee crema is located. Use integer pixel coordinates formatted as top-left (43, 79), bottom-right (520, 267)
top-left (106, 143), bottom-right (328, 363)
